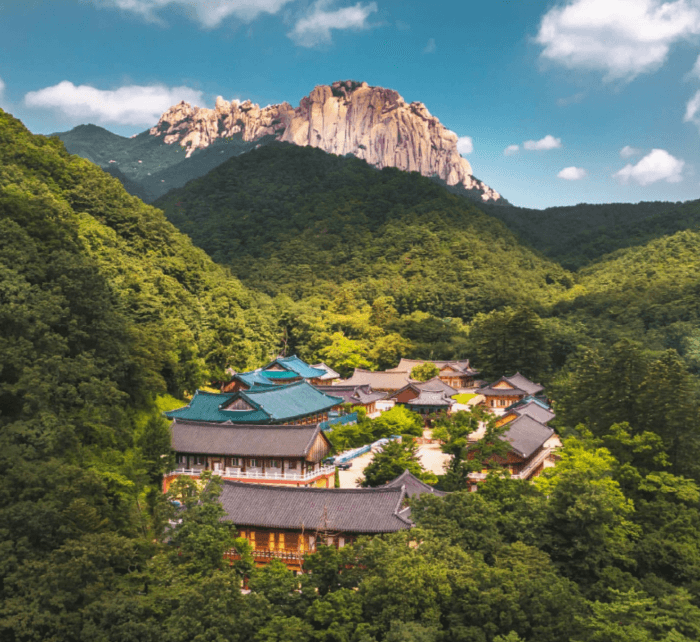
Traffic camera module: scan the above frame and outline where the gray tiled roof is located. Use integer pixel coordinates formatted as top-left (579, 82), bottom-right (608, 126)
top-left (501, 415), bottom-right (554, 459)
top-left (219, 481), bottom-right (413, 533)
top-left (415, 377), bottom-right (458, 395)
top-left (479, 384), bottom-right (527, 396)
top-left (406, 390), bottom-right (454, 407)
top-left (504, 373), bottom-right (544, 396)
top-left (384, 470), bottom-right (447, 497)
top-left (354, 387), bottom-right (389, 404)
top-left (314, 384), bottom-right (388, 405)
top-left (515, 401), bottom-right (555, 425)
top-left (342, 369), bottom-right (413, 391)
top-left (390, 358), bottom-right (479, 376)
top-left (171, 421), bottom-right (327, 458)
top-left (312, 363), bottom-right (341, 380)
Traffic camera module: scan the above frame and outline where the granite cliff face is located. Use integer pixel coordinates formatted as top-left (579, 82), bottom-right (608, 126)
top-left (150, 80), bottom-right (501, 202)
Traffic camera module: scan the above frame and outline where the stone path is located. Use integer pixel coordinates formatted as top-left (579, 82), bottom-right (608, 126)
top-left (336, 437), bottom-right (451, 488)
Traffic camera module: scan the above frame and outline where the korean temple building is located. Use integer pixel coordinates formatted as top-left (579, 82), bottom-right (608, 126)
top-left (222, 355), bottom-right (330, 393)
top-left (220, 470), bottom-right (444, 571)
top-left (164, 380), bottom-right (343, 488)
top-left (478, 373), bottom-right (545, 414)
top-left (311, 362), bottom-right (341, 385)
top-left (341, 368), bottom-right (415, 392)
top-left (467, 395), bottom-right (559, 488)
top-left (391, 378), bottom-right (458, 416)
top-left (314, 383), bottom-right (388, 417)
top-left (389, 358), bottom-right (481, 389)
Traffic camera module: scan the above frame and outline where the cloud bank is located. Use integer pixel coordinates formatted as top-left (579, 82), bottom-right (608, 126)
top-left (24, 81), bottom-right (205, 126)
top-left (457, 136), bottom-right (473, 155)
top-left (614, 148), bottom-right (685, 185)
top-left (558, 166), bottom-right (587, 180)
top-left (523, 135), bottom-right (562, 151)
top-left (504, 144), bottom-right (520, 156)
top-left (536, 0), bottom-right (700, 80)
top-left (288, 1), bottom-right (378, 47)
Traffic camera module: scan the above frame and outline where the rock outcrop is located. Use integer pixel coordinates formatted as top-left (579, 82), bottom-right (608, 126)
top-left (150, 80), bottom-right (502, 202)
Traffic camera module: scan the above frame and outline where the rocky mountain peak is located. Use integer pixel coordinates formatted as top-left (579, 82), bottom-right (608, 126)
top-left (148, 81), bottom-right (502, 202)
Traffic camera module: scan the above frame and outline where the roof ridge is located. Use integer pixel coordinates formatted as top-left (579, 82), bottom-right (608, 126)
top-left (172, 419), bottom-right (321, 429)
top-left (244, 380), bottom-right (306, 394)
top-left (194, 389), bottom-right (233, 397)
top-left (221, 479), bottom-right (404, 494)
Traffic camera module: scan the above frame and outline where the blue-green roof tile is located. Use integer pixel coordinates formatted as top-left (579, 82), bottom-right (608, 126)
top-left (165, 382), bottom-right (343, 424)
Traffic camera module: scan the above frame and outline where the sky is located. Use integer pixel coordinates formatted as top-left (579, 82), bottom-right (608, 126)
top-left (3, 0), bottom-right (700, 208)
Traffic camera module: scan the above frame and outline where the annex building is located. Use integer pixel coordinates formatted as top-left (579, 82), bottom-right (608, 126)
top-left (221, 470), bottom-right (444, 571)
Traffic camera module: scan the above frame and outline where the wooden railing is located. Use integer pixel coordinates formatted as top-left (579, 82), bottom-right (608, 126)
top-left (228, 547), bottom-right (310, 562)
top-left (468, 448), bottom-right (552, 482)
top-left (169, 465), bottom-right (335, 482)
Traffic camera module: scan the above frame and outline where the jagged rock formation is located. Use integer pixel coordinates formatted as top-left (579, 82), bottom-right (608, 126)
top-left (150, 80), bottom-right (502, 202)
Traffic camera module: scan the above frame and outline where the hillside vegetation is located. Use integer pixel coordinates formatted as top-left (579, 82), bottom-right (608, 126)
top-left (55, 123), bottom-right (268, 202)
top-left (155, 144), bottom-right (572, 316)
top-left (6, 109), bottom-right (700, 642)
top-left (481, 199), bottom-right (700, 270)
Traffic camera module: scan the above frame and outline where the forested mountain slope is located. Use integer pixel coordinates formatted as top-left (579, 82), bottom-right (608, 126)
top-left (55, 123), bottom-right (267, 202)
top-left (481, 199), bottom-right (700, 270)
top-left (1, 109), bottom-right (279, 399)
top-left (7, 110), bottom-right (700, 642)
top-left (553, 229), bottom-right (700, 368)
top-left (154, 143), bottom-right (572, 320)
top-left (0, 107), bottom-right (283, 637)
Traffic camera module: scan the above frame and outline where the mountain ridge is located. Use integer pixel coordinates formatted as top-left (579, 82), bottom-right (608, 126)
top-left (56, 80), bottom-right (503, 204)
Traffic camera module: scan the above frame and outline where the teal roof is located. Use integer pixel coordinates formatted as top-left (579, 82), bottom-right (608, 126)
top-left (165, 391), bottom-right (244, 423)
top-left (230, 356), bottom-right (326, 391)
top-left (262, 370), bottom-right (300, 380)
top-left (264, 355), bottom-right (326, 379)
top-left (235, 371), bottom-right (278, 389)
top-left (165, 382), bottom-right (344, 424)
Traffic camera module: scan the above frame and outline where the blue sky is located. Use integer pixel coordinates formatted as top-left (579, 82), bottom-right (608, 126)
top-left (3, 0), bottom-right (700, 208)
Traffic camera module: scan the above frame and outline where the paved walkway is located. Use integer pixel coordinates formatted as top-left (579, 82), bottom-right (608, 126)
top-left (336, 435), bottom-right (451, 488)
top-left (417, 441), bottom-right (451, 476)
top-left (337, 450), bottom-right (374, 488)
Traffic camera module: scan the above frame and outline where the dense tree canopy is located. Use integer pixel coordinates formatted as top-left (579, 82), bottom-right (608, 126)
top-left (6, 107), bottom-right (700, 641)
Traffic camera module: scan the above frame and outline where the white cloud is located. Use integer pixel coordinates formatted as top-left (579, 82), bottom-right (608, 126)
top-left (613, 148), bottom-right (685, 185)
top-left (536, 0), bottom-right (700, 81)
top-left (90, 0), bottom-right (294, 27)
top-left (620, 145), bottom-right (642, 158)
top-left (423, 37), bottom-right (436, 54)
top-left (504, 144), bottom-right (520, 156)
top-left (0, 76), bottom-right (5, 107)
top-left (523, 135), bottom-right (562, 151)
top-left (558, 166), bottom-right (587, 180)
top-left (24, 81), bottom-right (206, 126)
top-left (686, 53), bottom-right (700, 79)
top-left (556, 91), bottom-right (585, 107)
top-left (457, 136), bottom-right (473, 155)
top-left (288, 1), bottom-right (378, 47)
top-left (684, 89), bottom-right (700, 129)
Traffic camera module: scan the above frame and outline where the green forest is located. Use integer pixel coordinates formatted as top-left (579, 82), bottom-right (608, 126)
top-left (5, 107), bottom-right (700, 640)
